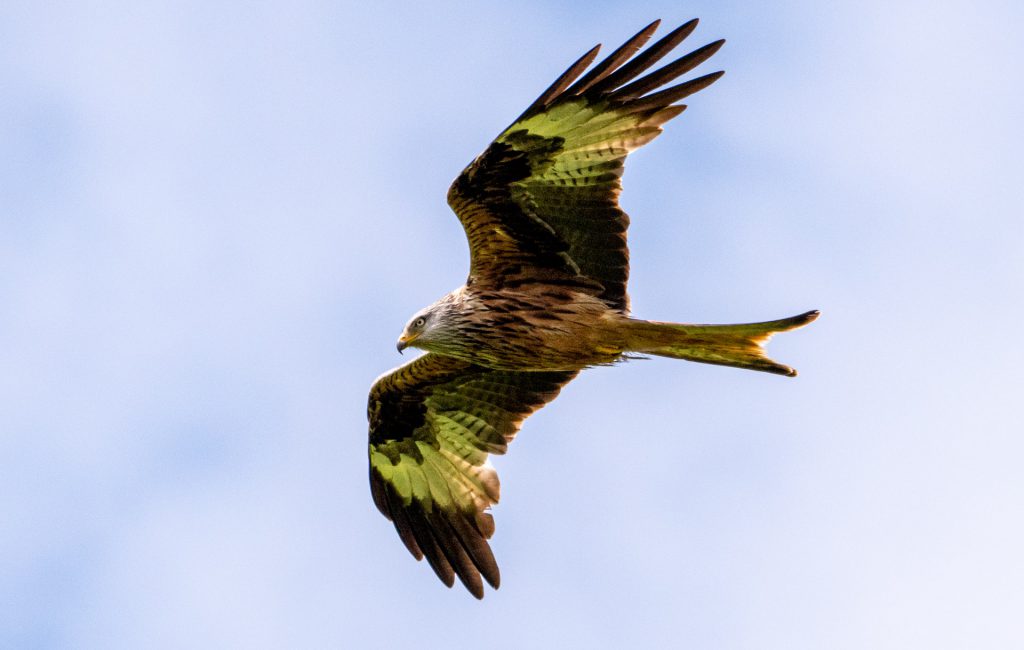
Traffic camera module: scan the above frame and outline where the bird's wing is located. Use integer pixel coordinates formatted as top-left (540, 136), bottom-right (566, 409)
top-left (448, 19), bottom-right (724, 310)
top-left (367, 352), bottom-right (577, 598)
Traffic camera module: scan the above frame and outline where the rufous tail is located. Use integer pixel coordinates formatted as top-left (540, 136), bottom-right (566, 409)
top-left (625, 310), bottom-right (819, 377)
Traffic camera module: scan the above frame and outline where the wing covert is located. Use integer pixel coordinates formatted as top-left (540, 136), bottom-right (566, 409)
top-left (367, 353), bottom-right (576, 598)
top-left (448, 19), bottom-right (725, 310)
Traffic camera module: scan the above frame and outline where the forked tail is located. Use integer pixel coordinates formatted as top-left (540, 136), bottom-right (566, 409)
top-left (625, 310), bottom-right (820, 376)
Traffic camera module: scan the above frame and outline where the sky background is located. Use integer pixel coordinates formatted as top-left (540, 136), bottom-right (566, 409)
top-left (3, 1), bottom-right (1023, 648)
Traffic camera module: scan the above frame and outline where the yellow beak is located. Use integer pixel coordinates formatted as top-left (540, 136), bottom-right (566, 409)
top-left (396, 333), bottom-right (418, 354)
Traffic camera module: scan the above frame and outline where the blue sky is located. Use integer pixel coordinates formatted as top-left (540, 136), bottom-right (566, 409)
top-left (3, 1), bottom-right (1022, 648)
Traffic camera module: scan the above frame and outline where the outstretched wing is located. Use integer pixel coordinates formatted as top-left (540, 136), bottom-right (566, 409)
top-left (367, 353), bottom-right (576, 598)
top-left (448, 19), bottom-right (724, 310)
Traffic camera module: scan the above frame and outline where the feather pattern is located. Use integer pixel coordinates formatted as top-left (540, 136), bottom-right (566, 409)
top-left (448, 19), bottom-right (724, 311)
top-left (368, 353), bottom-right (576, 598)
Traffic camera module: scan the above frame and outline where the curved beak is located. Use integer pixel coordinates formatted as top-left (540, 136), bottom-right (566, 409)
top-left (396, 333), bottom-right (416, 354)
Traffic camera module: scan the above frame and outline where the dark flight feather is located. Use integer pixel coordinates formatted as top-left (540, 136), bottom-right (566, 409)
top-left (611, 39), bottom-right (725, 102)
top-left (563, 20), bottom-right (662, 97)
top-left (517, 44), bottom-right (602, 122)
top-left (586, 18), bottom-right (701, 96)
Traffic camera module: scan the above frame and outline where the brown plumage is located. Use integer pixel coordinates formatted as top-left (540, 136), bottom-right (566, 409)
top-left (367, 18), bottom-right (818, 598)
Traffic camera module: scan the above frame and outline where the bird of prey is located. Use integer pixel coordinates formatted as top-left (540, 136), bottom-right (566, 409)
top-left (367, 18), bottom-right (818, 598)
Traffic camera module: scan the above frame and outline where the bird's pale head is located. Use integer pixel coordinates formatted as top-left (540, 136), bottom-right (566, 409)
top-left (396, 300), bottom-right (457, 354)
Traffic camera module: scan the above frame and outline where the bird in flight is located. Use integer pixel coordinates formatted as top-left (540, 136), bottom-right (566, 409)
top-left (366, 18), bottom-right (818, 598)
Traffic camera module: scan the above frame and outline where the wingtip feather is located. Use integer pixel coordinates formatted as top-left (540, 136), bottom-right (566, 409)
top-left (587, 19), bottom-right (702, 96)
top-left (612, 40), bottom-right (726, 102)
top-left (518, 43), bottom-right (602, 120)
top-left (565, 20), bottom-right (662, 97)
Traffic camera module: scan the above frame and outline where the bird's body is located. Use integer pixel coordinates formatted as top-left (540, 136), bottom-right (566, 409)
top-left (405, 285), bottom-right (817, 372)
top-left (366, 18), bottom-right (818, 598)
top-left (404, 285), bottom-right (627, 370)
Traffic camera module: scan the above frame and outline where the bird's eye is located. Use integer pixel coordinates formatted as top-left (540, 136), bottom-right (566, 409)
top-left (414, 317), bottom-right (426, 328)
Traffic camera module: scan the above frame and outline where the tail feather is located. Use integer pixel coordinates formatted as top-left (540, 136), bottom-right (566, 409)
top-left (625, 310), bottom-right (819, 377)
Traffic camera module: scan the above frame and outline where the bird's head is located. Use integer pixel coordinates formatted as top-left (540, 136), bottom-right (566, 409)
top-left (397, 292), bottom-right (463, 354)
top-left (396, 305), bottom-right (440, 354)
